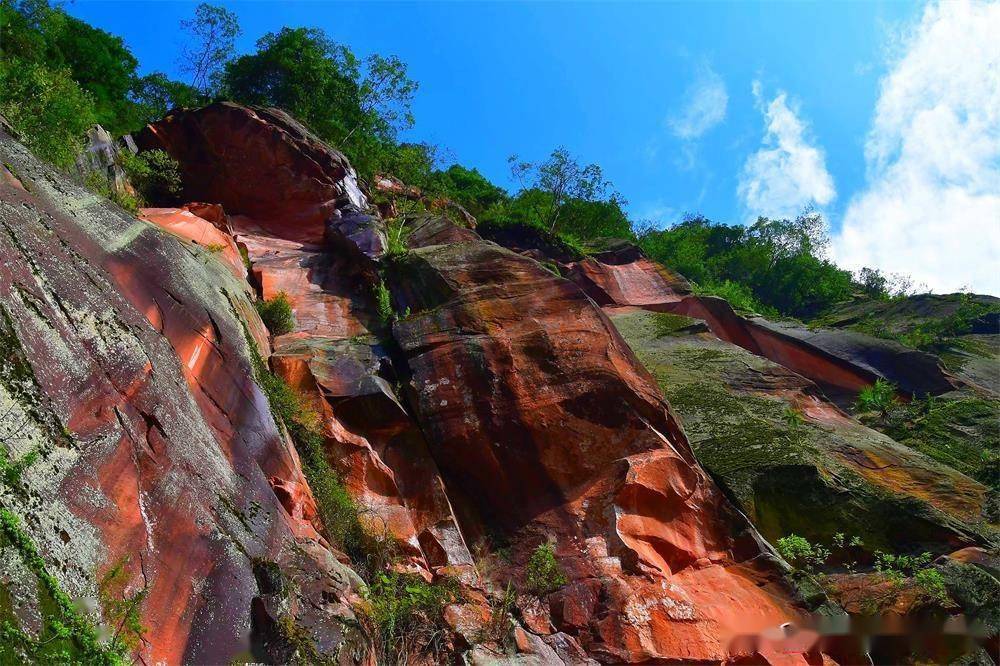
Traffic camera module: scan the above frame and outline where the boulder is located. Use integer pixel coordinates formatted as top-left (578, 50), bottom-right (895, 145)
top-left (135, 102), bottom-right (367, 242)
top-left (75, 124), bottom-right (137, 201)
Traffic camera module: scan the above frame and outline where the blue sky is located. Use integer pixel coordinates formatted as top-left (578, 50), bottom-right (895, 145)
top-left (66, 1), bottom-right (999, 294)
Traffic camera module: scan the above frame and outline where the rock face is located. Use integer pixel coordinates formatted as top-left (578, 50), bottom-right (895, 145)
top-left (6, 101), bottom-right (996, 665)
top-left (134, 103), bottom-right (815, 663)
top-left (0, 130), bottom-right (365, 664)
top-left (388, 239), bottom-right (806, 662)
top-left (139, 106), bottom-right (477, 582)
top-left (658, 296), bottom-right (959, 402)
top-left (75, 124), bottom-right (137, 201)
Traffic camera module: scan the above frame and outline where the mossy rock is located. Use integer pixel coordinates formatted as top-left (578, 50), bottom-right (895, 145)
top-left (866, 393), bottom-right (999, 492)
top-left (814, 293), bottom-right (1000, 337)
top-left (610, 308), bottom-right (997, 555)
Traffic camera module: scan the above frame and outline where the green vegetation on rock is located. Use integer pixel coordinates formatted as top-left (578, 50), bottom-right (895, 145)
top-left (119, 149), bottom-right (182, 205)
top-left (853, 378), bottom-right (898, 421)
top-left (97, 557), bottom-right (148, 654)
top-left (240, 317), bottom-right (457, 661)
top-left (637, 213), bottom-right (854, 319)
top-left (0, 57), bottom-right (95, 168)
top-left (83, 169), bottom-right (141, 214)
top-left (362, 571), bottom-right (459, 665)
top-left (0, 510), bottom-right (125, 665)
top-left (241, 323), bottom-right (359, 553)
top-left (692, 279), bottom-right (779, 317)
top-left (255, 292), bottom-right (295, 336)
top-left (222, 25), bottom-right (417, 179)
top-left (524, 542), bottom-right (567, 596)
top-left (864, 393), bottom-right (999, 518)
top-left (815, 292), bottom-right (1000, 353)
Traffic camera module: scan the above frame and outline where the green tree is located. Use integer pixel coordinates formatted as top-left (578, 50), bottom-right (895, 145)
top-left (637, 212), bottom-right (853, 319)
top-left (379, 142), bottom-right (439, 190)
top-left (179, 3), bottom-right (241, 94)
top-left (427, 164), bottom-right (508, 217)
top-left (0, 58), bottom-right (95, 168)
top-left (44, 11), bottom-right (138, 131)
top-left (1, 0), bottom-right (148, 134)
top-left (508, 147), bottom-right (625, 234)
top-left (854, 378), bottom-right (898, 421)
top-left (223, 27), bottom-right (416, 177)
top-left (130, 72), bottom-right (205, 123)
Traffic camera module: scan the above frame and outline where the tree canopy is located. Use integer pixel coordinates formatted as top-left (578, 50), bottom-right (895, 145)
top-left (179, 2), bottom-right (241, 94)
top-left (222, 27), bottom-right (416, 177)
top-left (637, 213), bottom-right (855, 318)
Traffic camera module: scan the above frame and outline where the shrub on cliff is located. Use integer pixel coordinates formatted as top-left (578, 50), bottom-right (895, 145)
top-left (427, 163), bottom-right (509, 217)
top-left (525, 542), bottom-right (567, 595)
top-left (0, 59), bottom-right (95, 168)
top-left (83, 169), bottom-right (141, 215)
top-left (854, 379), bottom-right (897, 421)
top-left (362, 571), bottom-right (459, 664)
top-left (255, 292), bottom-right (295, 336)
top-left (119, 149), bottom-right (183, 205)
top-left (241, 324), bottom-right (361, 553)
top-left (776, 534), bottom-right (830, 573)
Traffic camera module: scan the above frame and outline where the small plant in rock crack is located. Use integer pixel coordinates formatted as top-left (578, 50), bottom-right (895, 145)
top-left (362, 570), bottom-right (459, 665)
top-left (384, 217), bottom-right (411, 259)
top-left (0, 445), bottom-right (39, 489)
top-left (776, 534), bottom-right (830, 573)
top-left (98, 556), bottom-right (148, 653)
top-left (524, 542), bottom-right (567, 596)
top-left (374, 280), bottom-right (395, 327)
top-left (477, 582), bottom-right (517, 651)
top-left (830, 532), bottom-right (864, 573)
top-left (854, 378), bottom-right (898, 421)
top-left (782, 406), bottom-right (805, 430)
top-left (255, 292), bottom-right (295, 336)
top-left (873, 550), bottom-right (934, 585)
top-left (913, 568), bottom-right (950, 605)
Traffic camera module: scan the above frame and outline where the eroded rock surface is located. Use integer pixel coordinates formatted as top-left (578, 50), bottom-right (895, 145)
top-left (137, 103), bottom-right (816, 663)
top-left (135, 102), bottom-right (367, 243)
top-left (0, 129), bottom-right (365, 664)
top-left (388, 237), bottom-right (808, 662)
top-left (9, 100), bottom-right (995, 665)
top-left (609, 308), bottom-right (994, 554)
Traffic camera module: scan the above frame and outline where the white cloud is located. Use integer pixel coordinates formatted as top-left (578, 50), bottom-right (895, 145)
top-left (668, 63), bottom-right (728, 140)
top-left (832, 0), bottom-right (1000, 295)
top-left (738, 82), bottom-right (836, 219)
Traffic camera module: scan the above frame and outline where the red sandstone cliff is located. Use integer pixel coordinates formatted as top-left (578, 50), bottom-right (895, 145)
top-left (2, 102), bottom-right (995, 665)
